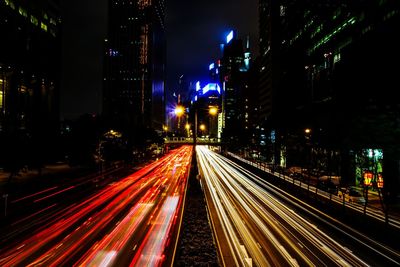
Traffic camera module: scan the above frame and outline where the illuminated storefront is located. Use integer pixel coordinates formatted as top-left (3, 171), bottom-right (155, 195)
top-left (355, 149), bottom-right (384, 190)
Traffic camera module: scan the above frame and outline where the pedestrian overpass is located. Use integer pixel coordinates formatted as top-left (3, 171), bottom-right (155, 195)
top-left (164, 137), bottom-right (223, 146)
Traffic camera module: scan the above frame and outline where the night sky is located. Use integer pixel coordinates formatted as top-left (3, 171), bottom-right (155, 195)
top-left (61, 0), bottom-right (258, 119)
top-left (166, 0), bottom-right (259, 92)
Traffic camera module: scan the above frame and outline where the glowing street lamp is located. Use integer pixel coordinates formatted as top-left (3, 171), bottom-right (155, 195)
top-left (174, 105), bottom-right (185, 117)
top-left (305, 128), bottom-right (311, 134)
top-left (209, 106), bottom-right (218, 116)
top-left (199, 124), bottom-right (206, 131)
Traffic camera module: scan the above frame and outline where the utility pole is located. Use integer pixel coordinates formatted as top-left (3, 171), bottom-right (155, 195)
top-left (194, 109), bottom-right (197, 145)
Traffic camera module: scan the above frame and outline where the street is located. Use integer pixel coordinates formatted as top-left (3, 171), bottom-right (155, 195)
top-left (0, 146), bottom-right (192, 266)
top-left (197, 145), bottom-right (400, 266)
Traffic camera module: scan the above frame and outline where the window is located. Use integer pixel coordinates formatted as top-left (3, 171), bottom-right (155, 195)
top-left (280, 5), bottom-right (286, 17)
top-left (334, 53), bottom-right (341, 64)
top-left (41, 22), bottom-right (48, 32)
top-left (5, 0), bottom-right (15, 9)
top-left (30, 15), bottom-right (38, 26)
top-left (18, 6), bottom-right (28, 17)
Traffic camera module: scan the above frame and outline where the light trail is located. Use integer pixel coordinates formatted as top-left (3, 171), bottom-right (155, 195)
top-left (225, 153), bottom-right (400, 265)
top-left (130, 196), bottom-right (179, 267)
top-left (229, 152), bottom-right (400, 229)
top-left (197, 146), bottom-right (395, 266)
top-left (0, 146), bottom-right (192, 267)
top-left (11, 186), bottom-right (59, 203)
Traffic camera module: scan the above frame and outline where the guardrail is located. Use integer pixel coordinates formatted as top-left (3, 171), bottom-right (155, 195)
top-left (164, 137), bottom-right (221, 144)
top-left (227, 152), bottom-right (400, 229)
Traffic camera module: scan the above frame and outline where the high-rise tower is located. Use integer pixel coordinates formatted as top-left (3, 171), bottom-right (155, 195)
top-left (103, 0), bottom-right (166, 136)
top-left (0, 0), bottom-right (61, 161)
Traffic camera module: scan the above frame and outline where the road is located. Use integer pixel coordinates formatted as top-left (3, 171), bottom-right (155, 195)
top-left (228, 152), bottom-right (400, 229)
top-left (0, 145), bottom-right (192, 266)
top-left (197, 145), bottom-right (400, 267)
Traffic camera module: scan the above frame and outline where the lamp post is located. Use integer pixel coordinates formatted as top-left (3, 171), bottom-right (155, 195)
top-left (305, 128), bottom-right (312, 188)
top-left (194, 109), bottom-right (198, 145)
top-left (208, 106), bottom-right (218, 139)
top-left (174, 105), bottom-right (185, 135)
top-left (175, 105), bottom-right (219, 145)
top-left (209, 106), bottom-right (218, 116)
top-left (185, 123), bottom-right (190, 137)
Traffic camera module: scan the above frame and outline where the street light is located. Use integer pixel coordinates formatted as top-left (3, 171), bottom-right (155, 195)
top-left (174, 105), bottom-right (186, 136)
top-left (209, 106), bottom-right (218, 116)
top-left (172, 105), bottom-right (220, 144)
top-left (208, 106), bottom-right (218, 139)
top-left (304, 128), bottom-right (312, 187)
top-left (174, 105), bottom-right (185, 117)
top-left (185, 123), bottom-right (190, 137)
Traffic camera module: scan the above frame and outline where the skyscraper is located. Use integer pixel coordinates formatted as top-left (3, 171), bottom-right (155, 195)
top-left (0, 0), bottom-right (61, 162)
top-left (103, 0), bottom-right (166, 137)
top-left (218, 30), bottom-right (253, 147)
top-left (258, 0), bottom-right (400, 201)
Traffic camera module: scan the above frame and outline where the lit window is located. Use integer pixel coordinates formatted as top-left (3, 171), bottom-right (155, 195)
top-left (41, 22), bottom-right (48, 32)
top-left (4, 0), bottom-right (15, 9)
top-left (334, 53), bottom-right (341, 64)
top-left (18, 6), bottom-right (28, 17)
top-left (30, 15), bottom-right (38, 26)
top-left (280, 5), bottom-right (286, 16)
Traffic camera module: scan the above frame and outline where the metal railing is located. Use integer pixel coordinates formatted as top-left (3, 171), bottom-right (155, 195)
top-left (164, 137), bottom-right (221, 144)
top-left (227, 152), bottom-right (400, 229)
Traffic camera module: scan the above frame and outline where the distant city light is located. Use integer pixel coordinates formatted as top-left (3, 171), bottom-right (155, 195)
top-left (202, 83), bottom-right (221, 95)
top-left (174, 105), bottom-right (185, 116)
top-left (226, 30), bottom-right (234, 43)
top-left (209, 63), bottom-right (215, 70)
top-left (196, 81), bottom-right (201, 91)
top-left (209, 107), bottom-right (218, 116)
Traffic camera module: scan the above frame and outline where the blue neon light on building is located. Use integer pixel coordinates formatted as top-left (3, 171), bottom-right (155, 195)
top-left (196, 81), bottom-right (201, 91)
top-left (202, 83), bottom-right (221, 95)
top-left (209, 63), bottom-right (215, 70)
top-left (226, 30), bottom-right (234, 43)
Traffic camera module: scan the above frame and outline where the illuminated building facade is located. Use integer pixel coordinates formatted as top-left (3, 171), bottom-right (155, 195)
top-left (259, 0), bottom-right (400, 200)
top-left (217, 30), bottom-right (254, 148)
top-left (258, 0), bottom-right (280, 158)
top-left (103, 0), bottom-right (166, 135)
top-left (190, 82), bottom-right (221, 139)
top-left (0, 0), bottom-right (61, 152)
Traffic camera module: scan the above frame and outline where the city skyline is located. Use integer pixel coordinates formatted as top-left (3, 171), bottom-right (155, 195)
top-left (60, 0), bottom-right (258, 119)
top-left (1, 1), bottom-right (400, 266)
